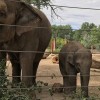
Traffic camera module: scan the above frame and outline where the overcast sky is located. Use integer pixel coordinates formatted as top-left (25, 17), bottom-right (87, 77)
top-left (42, 0), bottom-right (100, 29)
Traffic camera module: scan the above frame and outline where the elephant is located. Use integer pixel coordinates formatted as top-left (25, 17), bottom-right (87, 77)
top-left (0, 0), bottom-right (51, 86)
top-left (59, 41), bottom-right (92, 97)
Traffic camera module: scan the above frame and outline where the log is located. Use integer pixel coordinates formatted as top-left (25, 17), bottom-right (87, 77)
top-left (51, 53), bottom-right (100, 69)
top-left (91, 59), bottom-right (100, 69)
top-left (52, 55), bottom-right (59, 64)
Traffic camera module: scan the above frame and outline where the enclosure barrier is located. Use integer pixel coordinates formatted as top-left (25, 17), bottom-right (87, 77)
top-left (0, 0), bottom-right (100, 99)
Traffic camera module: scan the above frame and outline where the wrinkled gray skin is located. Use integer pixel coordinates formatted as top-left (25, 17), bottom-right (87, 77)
top-left (0, 0), bottom-right (51, 86)
top-left (59, 41), bottom-right (92, 97)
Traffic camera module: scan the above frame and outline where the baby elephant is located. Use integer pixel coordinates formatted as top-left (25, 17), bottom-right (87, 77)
top-left (59, 41), bottom-right (92, 98)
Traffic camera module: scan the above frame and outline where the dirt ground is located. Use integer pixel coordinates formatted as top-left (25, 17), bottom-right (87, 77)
top-left (6, 54), bottom-right (100, 100)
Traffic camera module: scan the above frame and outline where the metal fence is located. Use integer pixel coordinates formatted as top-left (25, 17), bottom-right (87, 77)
top-left (0, 0), bottom-right (100, 100)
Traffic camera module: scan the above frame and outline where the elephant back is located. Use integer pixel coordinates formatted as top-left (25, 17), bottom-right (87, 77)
top-left (60, 41), bottom-right (84, 53)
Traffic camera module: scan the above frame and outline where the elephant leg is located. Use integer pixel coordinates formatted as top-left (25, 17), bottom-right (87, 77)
top-left (12, 62), bottom-right (21, 83)
top-left (66, 72), bottom-right (77, 94)
top-left (32, 61), bottom-right (39, 85)
top-left (80, 64), bottom-right (90, 97)
top-left (64, 63), bottom-right (77, 95)
top-left (63, 75), bottom-right (70, 94)
top-left (60, 72), bottom-right (76, 95)
top-left (19, 38), bottom-right (40, 86)
top-left (80, 73), bottom-right (90, 97)
top-left (8, 53), bottom-right (21, 84)
top-left (20, 52), bottom-right (37, 87)
top-left (32, 53), bottom-right (44, 85)
top-left (59, 61), bottom-right (69, 93)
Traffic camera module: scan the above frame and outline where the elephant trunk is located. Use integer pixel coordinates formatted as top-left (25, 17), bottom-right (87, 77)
top-left (80, 68), bottom-right (90, 98)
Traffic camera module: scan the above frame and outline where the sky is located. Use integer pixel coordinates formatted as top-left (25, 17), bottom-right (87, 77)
top-left (42, 0), bottom-right (100, 29)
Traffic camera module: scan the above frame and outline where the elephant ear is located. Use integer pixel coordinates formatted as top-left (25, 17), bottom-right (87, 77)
top-left (67, 52), bottom-right (75, 65)
top-left (16, 2), bottom-right (42, 36)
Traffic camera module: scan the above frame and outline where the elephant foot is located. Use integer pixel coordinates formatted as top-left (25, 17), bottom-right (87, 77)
top-left (22, 77), bottom-right (33, 87)
top-left (81, 94), bottom-right (89, 100)
top-left (64, 87), bottom-right (76, 95)
top-left (81, 92), bottom-right (89, 99)
top-left (81, 88), bottom-right (89, 98)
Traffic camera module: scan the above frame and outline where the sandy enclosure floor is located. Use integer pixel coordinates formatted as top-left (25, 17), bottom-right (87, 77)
top-left (6, 54), bottom-right (100, 100)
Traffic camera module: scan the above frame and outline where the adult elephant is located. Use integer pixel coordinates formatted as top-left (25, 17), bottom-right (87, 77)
top-left (59, 41), bottom-right (92, 97)
top-left (0, 0), bottom-right (51, 86)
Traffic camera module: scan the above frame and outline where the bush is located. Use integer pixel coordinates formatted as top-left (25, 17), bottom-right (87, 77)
top-left (0, 59), bottom-right (36, 100)
top-left (0, 59), bottom-right (7, 98)
top-left (54, 37), bottom-right (66, 52)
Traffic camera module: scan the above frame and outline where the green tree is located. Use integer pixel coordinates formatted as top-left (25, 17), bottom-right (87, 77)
top-left (72, 22), bottom-right (100, 49)
top-left (73, 30), bottom-right (82, 41)
top-left (52, 25), bottom-right (73, 39)
top-left (80, 22), bottom-right (99, 49)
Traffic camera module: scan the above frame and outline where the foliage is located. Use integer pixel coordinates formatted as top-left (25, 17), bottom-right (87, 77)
top-left (72, 30), bottom-right (83, 41)
top-left (0, 59), bottom-right (53, 100)
top-left (55, 37), bottom-right (66, 52)
top-left (51, 25), bottom-right (73, 52)
top-left (0, 60), bottom-right (35, 100)
top-left (52, 25), bottom-right (73, 39)
top-left (0, 59), bottom-right (7, 98)
top-left (79, 22), bottom-right (100, 49)
top-left (63, 88), bottom-right (100, 100)
top-left (23, 0), bottom-right (51, 9)
top-left (51, 22), bottom-right (100, 50)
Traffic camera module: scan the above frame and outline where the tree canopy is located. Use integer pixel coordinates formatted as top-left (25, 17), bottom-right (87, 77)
top-left (52, 22), bottom-right (100, 50)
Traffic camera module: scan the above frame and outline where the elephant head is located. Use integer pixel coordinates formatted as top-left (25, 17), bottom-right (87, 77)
top-left (67, 48), bottom-right (92, 71)
top-left (74, 48), bottom-right (92, 72)
top-left (0, 0), bottom-right (42, 42)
